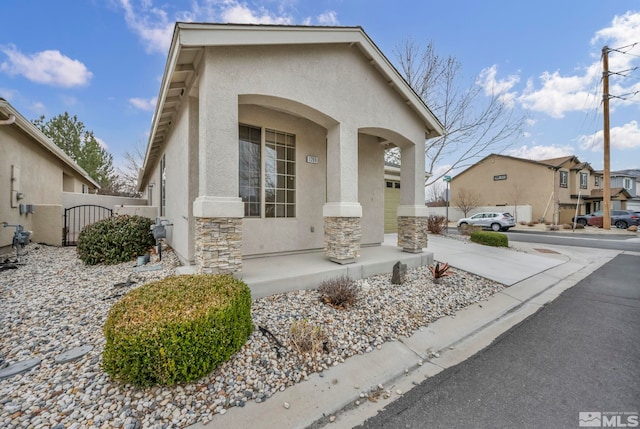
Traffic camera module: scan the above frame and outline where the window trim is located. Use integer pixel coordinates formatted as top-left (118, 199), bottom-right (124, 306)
top-left (580, 172), bottom-right (588, 189)
top-left (559, 170), bottom-right (568, 188)
top-left (239, 124), bottom-right (296, 218)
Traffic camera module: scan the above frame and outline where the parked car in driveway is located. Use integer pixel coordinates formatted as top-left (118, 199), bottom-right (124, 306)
top-left (457, 212), bottom-right (516, 231)
top-left (572, 210), bottom-right (640, 228)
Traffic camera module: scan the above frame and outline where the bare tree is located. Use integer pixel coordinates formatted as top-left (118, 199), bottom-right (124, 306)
top-left (454, 188), bottom-right (481, 217)
top-left (509, 183), bottom-right (523, 223)
top-left (390, 39), bottom-right (527, 185)
top-left (425, 181), bottom-right (447, 206)
top-left (116, 140), bottom-right (146, 197)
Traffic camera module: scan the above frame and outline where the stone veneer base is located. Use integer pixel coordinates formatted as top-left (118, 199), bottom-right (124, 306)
top-left (195, 217), bottom-right (242, 274)
top-left (324, 216), bottom-right (361, 263)
top-left (397, 216), bottom-right (428, 253)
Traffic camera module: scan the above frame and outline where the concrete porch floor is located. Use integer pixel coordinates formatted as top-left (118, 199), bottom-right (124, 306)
top-left (178, 235), bottom-right (433, 299)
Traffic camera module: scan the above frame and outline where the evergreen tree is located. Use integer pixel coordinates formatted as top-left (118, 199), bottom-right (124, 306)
top-left (33, 113), bottom-right (116, 192)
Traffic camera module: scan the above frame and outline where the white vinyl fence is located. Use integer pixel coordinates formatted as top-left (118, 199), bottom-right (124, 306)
top-left (428, 205), bottom-right (533, 223)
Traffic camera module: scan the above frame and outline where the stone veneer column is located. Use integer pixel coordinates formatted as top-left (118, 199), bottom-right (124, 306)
top-left (397, 216), bottom-right (428, 253)
top-left (324, 216), bottom-right (361, 264)
top-left (195, 217), bottom-right (242, 274)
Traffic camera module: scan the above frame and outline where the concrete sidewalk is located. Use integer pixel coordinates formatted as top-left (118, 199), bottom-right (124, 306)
top-left (187, 237), bottom-right (623, 429)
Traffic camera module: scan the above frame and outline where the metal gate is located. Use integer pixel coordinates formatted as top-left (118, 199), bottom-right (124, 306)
top-left (63, 205), bottom-right (113, 246)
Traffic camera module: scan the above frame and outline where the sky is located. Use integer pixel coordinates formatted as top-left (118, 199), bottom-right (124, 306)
top-left (1, 0), bottom-right (639, 181)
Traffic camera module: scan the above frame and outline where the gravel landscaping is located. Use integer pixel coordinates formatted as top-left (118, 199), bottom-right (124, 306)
top-left (0, 243), bottom-right (503, 428)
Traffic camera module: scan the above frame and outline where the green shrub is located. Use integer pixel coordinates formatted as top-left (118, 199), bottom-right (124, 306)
top-left (470, 231), bottom-right (508, 247)
top-left (102, 274), bottom-right (253, 387)
top-left (77, 215), bottom-right (155, 265)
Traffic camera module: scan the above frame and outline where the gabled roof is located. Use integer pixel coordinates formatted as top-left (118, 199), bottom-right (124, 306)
top-left (537, 155), bottom-right (577, 167)
top-left (139, 23), bottom-right (445, 189)
top-left (0, 98), bottom-right (100, 189)
top-left (588, 188), bottom-right (631, 199)
top-left (453, 153), bottom-right (592, 180)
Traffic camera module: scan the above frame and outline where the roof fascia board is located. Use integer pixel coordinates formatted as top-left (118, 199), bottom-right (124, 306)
top-left (0, 99), bottom-right (100, 189)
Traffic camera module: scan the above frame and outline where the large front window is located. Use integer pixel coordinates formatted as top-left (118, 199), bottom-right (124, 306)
top-left (239, 124), bottom-right (296, 218)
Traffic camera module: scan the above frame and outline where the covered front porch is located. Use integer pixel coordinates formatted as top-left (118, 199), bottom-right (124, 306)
top-left (178, 235), bottom-right (433, 299)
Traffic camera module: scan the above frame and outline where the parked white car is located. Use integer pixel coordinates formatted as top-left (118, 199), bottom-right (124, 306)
top-left (457, 212), bottom-right (516, 232)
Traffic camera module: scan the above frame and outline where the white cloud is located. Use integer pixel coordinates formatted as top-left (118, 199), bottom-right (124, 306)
top-left (517, 68), bottom-right (600, 119)
top-left (129, 96), bottom-right (158, 111)
top-left (507, 144), bottom-right (574, 160)
top-left (477, 65), bottom-right (520, 106)
top-left (497, 11), bottom-right (640, 119)
top-left (0, 45), bottom-right (92, 87)
top-left (578, 120), bottom-right (640, 151)
top-left (95, 137), bottom-right (110, 150)
top-left (0, 87), bottom-right (17, 101)
top-left (118, 0), bottom-right (300, 54)
top-left (317, 11), bottom-right (338, 26)
top-left (118, 0), bottom-right (175, 54)
top-left (221, 4), bottom-right (292, 24)
top-left (29, 101), bottom-right (47, 115)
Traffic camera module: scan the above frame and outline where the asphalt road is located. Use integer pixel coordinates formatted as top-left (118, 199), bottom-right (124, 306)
top-left (356, 253), bottom-right (640, 429)
top-left (447, 228), bottom-right (640, 252)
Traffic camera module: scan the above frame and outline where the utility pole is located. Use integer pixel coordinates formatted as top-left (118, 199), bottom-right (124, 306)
top-left (602, 46), bottom-right (611, 230)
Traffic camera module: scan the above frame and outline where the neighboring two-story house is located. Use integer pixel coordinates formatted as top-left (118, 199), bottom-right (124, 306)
top-left (450, 154), bottom-right (629, 225)
top-left (594, 169), bottom-right (640, 211)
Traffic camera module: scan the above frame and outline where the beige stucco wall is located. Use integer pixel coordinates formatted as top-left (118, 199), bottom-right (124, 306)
top-left (358, 133), bottom-right (384, 245)
top-left (451, 155), bottom-right (556, 222)
top-left (1, 124), bottom-right (92, 247)
top-left (31, 204), bottom-right (63, 245)
top-left (147, 42), bottom-right (430, 262)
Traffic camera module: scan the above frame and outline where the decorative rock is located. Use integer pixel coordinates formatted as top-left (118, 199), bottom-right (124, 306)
top-left (54, 345), bottom-right (94, 364)
top-left (329, 416), bottom-right (336, 423)
top-left (0, 243), bottom-right (504, 429)
top-left (283, 402), bottom-right (290, 409)
top-left (391, 261), bottom-right (407, 284)
top-left (0, 358), bottom-right (41, 379)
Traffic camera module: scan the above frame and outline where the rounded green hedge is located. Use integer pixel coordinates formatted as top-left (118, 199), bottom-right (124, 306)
top-left (470, 230), bottom-right (509, 247)
top-left (102, 274), bottom-right (253, 387)
top-left (77, 215), bottom-right (155, 265)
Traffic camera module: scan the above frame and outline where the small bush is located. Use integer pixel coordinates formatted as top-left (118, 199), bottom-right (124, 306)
top-left (519, 221), bottom-right (527, 225)
top-left (427, 215), bottom-right (447, 234)
top-left (575, 223), bottom-right (585, 229)
top-left (527, 222), bottom-right (535, 227)
top-left (318, 276), bottom-right (358, 309)
top-left (102, 274), bottom-right (252, 387)
top-left (628, 225), bottom-right (638, 232)
top-left (470, 231), bottom-right (508, 247)
top-left (562, 224), bottom-right (572, 229)
top-left (429, 262), bottom-right (453, 279)
top-left (544, 221), bottom-right (552, 226)
top-left (548, 225), bottom-right (559, 231)
top-left (77, 215), bottom-right (155, 265)
top-left (289, 319), bottom-right (328, 354)
top-left (458, 224), bottom-right (482, 236)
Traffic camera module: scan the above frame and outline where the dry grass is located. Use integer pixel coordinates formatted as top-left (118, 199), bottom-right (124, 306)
top-left (318, 276), bottom-right (359, 309)
top-left (288, 319), bottom-right (328, 354)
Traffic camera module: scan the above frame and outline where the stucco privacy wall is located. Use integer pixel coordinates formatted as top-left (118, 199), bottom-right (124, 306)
top-left (358, 133), bottom-right (385, 245)
top-left (1, 123), bottom-right (88, 247)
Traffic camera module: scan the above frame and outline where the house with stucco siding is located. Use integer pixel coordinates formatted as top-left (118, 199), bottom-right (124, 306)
top-left (0, 98), bottom-right (99, 248)
top-left (450, 153), bottom-right (630, 225)
top-left (137, 23), bottom-right (444, 274)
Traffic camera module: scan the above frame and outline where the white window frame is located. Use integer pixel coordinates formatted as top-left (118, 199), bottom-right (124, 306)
top-left (239, 124), bottom-right (296, 218)
top-left (559, 171), bottom-right (568, 188)
top-left (623, 177), bottom-right (632, 190)
top-left (580, 172), bottom-right (588, 189)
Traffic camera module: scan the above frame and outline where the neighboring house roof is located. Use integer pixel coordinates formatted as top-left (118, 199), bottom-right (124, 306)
top-left (537, 155), bottom-right (577, 167)
top-left (595, 169), bottom-right (640, 178)
top-left (139, 23), bottom-right (445, 189)
top-left (0, 98), bottom-right (100, 189)
top-left (586, 188), bottom-right (631, 199)
top-left (453, 153), bottom-right (594, 181)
